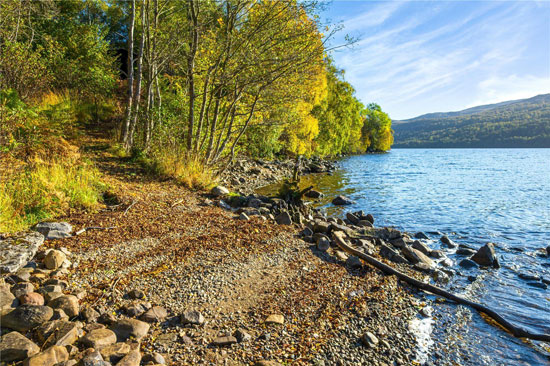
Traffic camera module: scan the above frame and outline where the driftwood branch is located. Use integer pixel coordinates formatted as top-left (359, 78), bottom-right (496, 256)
top-left (75, 227), bottom-right (116, 236)
top-left (123, 200), bottom-right (138, 216)
top-left (331, 231), bottom-right (550, 342)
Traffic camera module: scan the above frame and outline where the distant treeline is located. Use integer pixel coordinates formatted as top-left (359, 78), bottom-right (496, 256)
top-left (392, 94), bottom-right (550, 148)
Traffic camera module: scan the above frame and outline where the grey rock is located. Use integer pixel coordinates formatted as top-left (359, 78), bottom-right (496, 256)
top-left (332, 195), bottom-right (354, 205)
top-left (275, 211), bottom-right (292, 225)
top-left (0, 305), bottom-right (53, 331)
top-left (34, 222), bottom-right (72, 240)
top-left (365, 214), bottom-right (374, 224)
top-left (181, 310), bottom-right (205, 325)
top-left (1, 284), bottom-right (18, 310)
top-left (440, 235), bottom-right (457, 248)
top-left (346, 212), bottom-right (360, 225)
top-left (142, 352), bottom-right (165, 364)
top-left (127, 289), bottom-right (145, 299)
top-left (361, 332), bottom-right (379, 348)
top-left (141, 306), bottom-right (167, 323)
top-left (305, 190), bottom-right (323, 199)
top-left (316, 237), bottom-right (330, 252)
top-left (429, 250), bottom-right (446, 259)
top-left (211, 186), bottom-right (229, 197)
top-left (0, 232), bottom-right (44, 273)
top-left (100, 342), bottom-right (131, 363)
top-left (0, 331), bottom-right (40, 362)
top-left (471, 243), bottom-right (500, 268)
top-left (414, 232), bottom-right (429, 240)
top-left (456, 248), bottom-right (477, 256)
top-left (81, 306), bottom-right (100, 323)
top-left (458, 259), bottom-right (479, 269)
top-left (212, 336), bottom-right (237, 346)
top-left (401, 246), bottom-right (434, 267)
top-left (11, 282), bottom-right (34, 298)
top-left (411, 240), bottom-right (430, 256)
top-left (234, 328), bottom-right (252, 343)
top-left (313, 221), bottom-right (330, 234)
top-left (346, 256), bottom-right (362, 269)
top-left (80, 350), bottom-right (110, 366)
top-left (238, 212), bottom-right (250, 221)
top-left (23, 345), bottom-right (69, 366)
top-left (301, 227), bottom-right (314, 237)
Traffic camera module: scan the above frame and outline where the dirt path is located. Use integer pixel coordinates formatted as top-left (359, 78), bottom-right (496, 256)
top-left (42, 143), bottom-right (419, 365)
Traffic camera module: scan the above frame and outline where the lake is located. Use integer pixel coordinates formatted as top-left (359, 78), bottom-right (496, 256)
top-left (262, 149), bottom-right (550, 365)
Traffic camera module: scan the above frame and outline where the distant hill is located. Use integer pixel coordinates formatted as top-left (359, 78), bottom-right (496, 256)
top-left (392, 94), bottom-right (550, 148)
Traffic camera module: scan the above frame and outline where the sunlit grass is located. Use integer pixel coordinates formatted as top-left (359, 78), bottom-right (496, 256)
top-left (149, 150), bottom-right (218, 190)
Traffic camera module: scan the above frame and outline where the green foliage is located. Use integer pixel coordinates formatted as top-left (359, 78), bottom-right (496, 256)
top-left (0, 158), bottom-right (105, 233)
top-left (363, 103), bottom-right (394, 152)
top-left (393, 94), bottom-right (550, 147)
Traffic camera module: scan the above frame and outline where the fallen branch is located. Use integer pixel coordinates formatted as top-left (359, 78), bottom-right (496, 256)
top-left (75, 226), bottom-right (116, 236)
top-left (331, 231), bottom-right (550, 342)
top-left (123, 200), bottom-right (138, 216)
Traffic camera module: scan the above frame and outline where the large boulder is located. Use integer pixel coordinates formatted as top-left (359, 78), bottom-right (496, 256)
top-left (0, 331), bottom-right (40, 363)
top-left (471, 243), bottom-right (500, 268)
top-left (332, 195), bottom-right (354, 206)
top-left (0, 232), bottom-right (44, 273)
top-left (23, 345), bottom-right (68, 366)
top-left (0, 305), bottom-right (53, 332)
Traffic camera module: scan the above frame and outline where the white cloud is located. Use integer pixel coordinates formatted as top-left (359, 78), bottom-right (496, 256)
top-left (467, 75), bottom-right (550, 108)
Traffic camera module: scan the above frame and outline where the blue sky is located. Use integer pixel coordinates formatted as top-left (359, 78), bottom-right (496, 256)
top-left (321, 1), bottom-right (550, 120)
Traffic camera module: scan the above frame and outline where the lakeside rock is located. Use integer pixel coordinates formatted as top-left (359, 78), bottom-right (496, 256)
top-left (0, 331), bottom-right (40, 363)
top-left (34, 222), bottom-right (72, 240)
top-left (471, 243), bottom-right (500, 268)
top-left (211, 186), bottom-right (229, 197)
top-left (440, 235), bottom-right (457, 248)
top-left (0, 232), bottom-right (44, 273)
top-left (332, 195), bottom-right (355, 205)
top-left (1, 305), bottom-right (54, 332)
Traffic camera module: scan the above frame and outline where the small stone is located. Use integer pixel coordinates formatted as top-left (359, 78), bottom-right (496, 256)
top-left (212, 335), bottom-right (237, 346)
top-left (1, 284), bottom-right (18, 310)
top-left (414, 232), bottom-right (429, 240)
top-left (0, 305), bottom-right (53, 331)
top-left (429, 250), bottom-right (446, 259)
top-left (316, 237), bottom-right (330, 251)
top-left (11, 282), bottom-right (35, 298)
top-left (440, 235), bottom-right (457, 248)
top-left (80, 349), bottom-right (109, 366)
top-left (0, 331), bottom-right (40, 362)
top-left (98, 312), bottom-right (116, 325)
top-left (346, 256), bottom-right (362, 269)
top-left (238, 212), bottom-right (250, 221)
top-left (180, 310), bottom-right (204, 325)
top-left (116, 349), bottom-right (141, 366)
top-left (459, 259), bottom-right (479, 269)
top-left (81, 328), bottom-right (117, 348)
top-left (142, 352), bottom-right (165, 364)
top-left (234, 328), bottom-right (252, 343)
top-left (411, 240), bottom-right (431, 256)
top-left (141, 306), bottom-right (167, 323)
top-left (19, 292), bottom-right (45, 306)
top-left (332, 195), bottom-right (354, 205)
top-left (52, 309), bottom-right (69, 321)
top-left (456, 247), bottom-right (477, 256)
top-left (254, 361), bottom-right (282, 366)
top-left (81, 306), bottom-right (100, 323)
top-left (127, 289), bottom-right (145, 299)
top-left (471, 243), bottom-right (500, 268)
top-left (44, 291), bottom-right (64, 303)
top-left (365, 214), bottom-right (375, 224)
top-left (211, 186), bottom-right (229, 197)
top-left (361, 331), bottom-right (379, 348)
top-left (100, 342), bottom-right (131, 363)
top-left (110, 318), bottom-right (150, 341)
top-left (358, 220), bottom-right (373, 228)
top-left (48, 295), bottom-right (79, 318)
top-left (125, 303), bottom-right (148, 317)
top-left (265, 314), bottom-right (284, 325)
top-left (23, 345), bottom-right (68, 366)
top-left (44, 250), bottom-right (67, 270)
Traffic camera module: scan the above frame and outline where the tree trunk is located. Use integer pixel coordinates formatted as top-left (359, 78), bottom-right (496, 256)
top-left (186, 0), bottom-right (199, 151)
top-left (121, 0), bottom-right (136, 147)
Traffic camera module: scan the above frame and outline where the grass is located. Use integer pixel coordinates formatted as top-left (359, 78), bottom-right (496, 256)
top-left (0, 157), bottom-right (105, 233)
top-left (147, 149), bottom-right (218, 190)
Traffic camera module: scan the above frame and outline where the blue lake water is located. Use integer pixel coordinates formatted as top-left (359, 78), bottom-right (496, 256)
top-left (264, 149), bottom-right (550, 365)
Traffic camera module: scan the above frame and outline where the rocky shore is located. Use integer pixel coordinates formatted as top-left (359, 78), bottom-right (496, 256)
top-left (3, 158), bottom-right (548, 366)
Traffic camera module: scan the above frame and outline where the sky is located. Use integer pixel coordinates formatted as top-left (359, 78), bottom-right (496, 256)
top-left (321, 1), bottom-right (550, 120)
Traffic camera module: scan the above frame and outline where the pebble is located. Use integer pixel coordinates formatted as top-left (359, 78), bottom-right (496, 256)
top-left (265, 314), bottom-right (284, 325)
